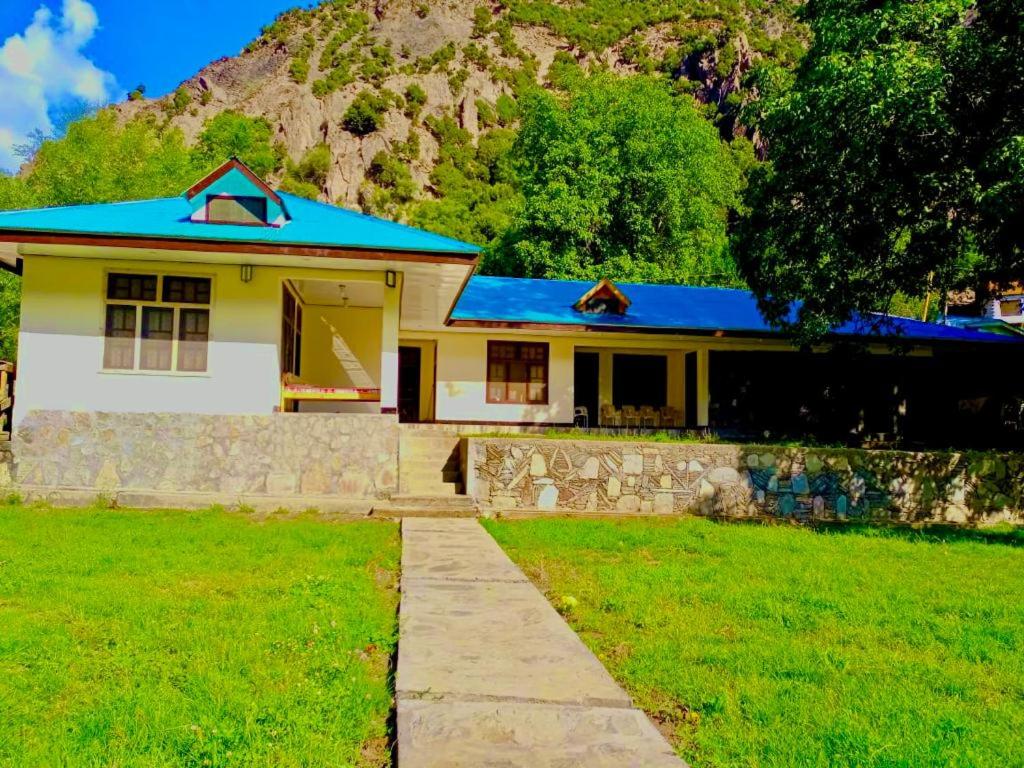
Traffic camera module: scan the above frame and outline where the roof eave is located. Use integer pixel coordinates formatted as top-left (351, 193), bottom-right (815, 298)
top-left (0, 229), bottom-right (480, 265)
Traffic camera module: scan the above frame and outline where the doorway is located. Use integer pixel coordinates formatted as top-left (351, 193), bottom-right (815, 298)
top-left (574, 351), bottom-right (599, 427)
top-left (398, 346), bottom-right (421, 423)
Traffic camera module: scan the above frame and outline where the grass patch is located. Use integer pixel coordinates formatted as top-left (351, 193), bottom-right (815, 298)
top-left (0, 505), bottom-right (399, 767)
top-left (485, 517), bottom-right (1024, 767)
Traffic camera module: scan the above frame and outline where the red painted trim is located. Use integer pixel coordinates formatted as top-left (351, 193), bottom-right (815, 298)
top-left (0, 231), bottom-right (481, 266)
top-left (432, 419), bottom-right (574, 428)
top-left (186, 158), bottom-right (283, 206)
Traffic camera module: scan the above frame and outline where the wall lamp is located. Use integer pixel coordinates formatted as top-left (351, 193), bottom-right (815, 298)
top-left (240, 264), bottom-right (254, 283)
top-left (385, 269), bottom-right (397, 288)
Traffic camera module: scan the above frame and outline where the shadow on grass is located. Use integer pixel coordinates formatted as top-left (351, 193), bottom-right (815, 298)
top-left (806, 520), bottom-right (1024, 548)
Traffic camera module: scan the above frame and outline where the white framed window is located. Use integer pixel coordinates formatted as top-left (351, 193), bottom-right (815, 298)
top-left (103, 273), bottom-right (212, 373)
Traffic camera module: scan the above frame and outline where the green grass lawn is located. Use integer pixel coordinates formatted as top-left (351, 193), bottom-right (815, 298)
top-left (0, 505), bottom-right (399, 768)
top-left (486, 517), bottom-right (1024, 768)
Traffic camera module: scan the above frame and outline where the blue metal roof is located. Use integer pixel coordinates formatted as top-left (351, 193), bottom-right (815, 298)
top-left (0, 191), bottom-right (480, 256)
top-left (451, 276), bottom-right (1022, 344)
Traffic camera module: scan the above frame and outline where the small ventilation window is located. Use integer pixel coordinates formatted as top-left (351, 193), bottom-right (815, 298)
top-left (573, 279), bottom-right (631, 315)
top-left (206, 195), bottom-right (268, 225)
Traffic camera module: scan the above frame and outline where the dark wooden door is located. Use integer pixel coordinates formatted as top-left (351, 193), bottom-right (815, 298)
top-left (398, 346), bottom-right (421, 423)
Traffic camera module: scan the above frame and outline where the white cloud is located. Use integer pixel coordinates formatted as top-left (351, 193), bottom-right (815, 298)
top-left (0, 0), bottom-right (118, 172)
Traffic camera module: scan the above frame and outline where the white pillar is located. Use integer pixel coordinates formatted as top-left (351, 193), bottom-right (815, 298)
top-left (696, 348), bottom-right (710, 427)
top-left (380, 272), bottom-right (402, 414)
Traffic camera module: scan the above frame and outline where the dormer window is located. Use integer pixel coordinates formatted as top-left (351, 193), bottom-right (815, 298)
top-left (185, 158), bottom-right (290, 227)
top-left (574, 278), bottom-right (631, 315)
top-left (206, 195), bottom-right (268, 226)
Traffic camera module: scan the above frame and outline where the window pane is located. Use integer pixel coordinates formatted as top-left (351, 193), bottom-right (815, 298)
top-left (140, 307), bottom-right (173, 371)
top-left (207, 195), bottom-right (267, 225)
top-left (506, 382), bottom-right (526, 403)
top-left (162, 276), bottom-right (211, 304)
top-left (107, 273), bottom-right (157, 301)
top-left (177, 309), bottom-right (210, 372)
top-left (104, 305), bottom-right (136, 369)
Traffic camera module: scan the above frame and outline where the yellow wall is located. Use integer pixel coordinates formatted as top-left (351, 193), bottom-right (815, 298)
top-left (431, 333), bottom-right (577, 424)
top-left (298, 305), bottom-right (383, 414)
top-left (14, 255), bottom-right (382, 424)
top-left (300, 306), bottom-right (383, 388)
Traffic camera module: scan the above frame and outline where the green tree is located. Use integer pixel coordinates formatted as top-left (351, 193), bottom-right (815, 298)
top-left (488, 75), bottom-right (744, 284)
top-left (23, 110), bottom-right (197, 206)
top-left (342, 91), bottom-right (387, 135)
top-left (734, 0), bottom-right (1023, 341)
top-left (194, 111), bottom-right (282, 177)
top-left (0, 111), bottom-right (201, 361)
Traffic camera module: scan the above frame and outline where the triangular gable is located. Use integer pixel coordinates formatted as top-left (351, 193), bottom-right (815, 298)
top-left (573, 278), bottom-right (631, 315)
top-left (185, 158), bottom-right (289, 226)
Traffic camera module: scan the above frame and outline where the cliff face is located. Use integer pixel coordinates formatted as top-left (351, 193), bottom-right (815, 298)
top-left (116, 0), bottom-right (805, 207)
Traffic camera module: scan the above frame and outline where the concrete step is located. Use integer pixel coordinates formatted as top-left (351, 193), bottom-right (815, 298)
top-left (374, 494), bottom-right (478, 518)
top-left (399, 483), bottom-right (464, 495)
top-left (373, 505), bottom-right (478, 518)
top-left (391, 494), bottom-right (476, 509)
top-left (402, 468), bottom-right (462, 483)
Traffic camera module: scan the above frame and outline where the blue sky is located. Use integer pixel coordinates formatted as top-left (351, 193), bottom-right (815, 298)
top-left (0, 0), bottom-right (303, 171)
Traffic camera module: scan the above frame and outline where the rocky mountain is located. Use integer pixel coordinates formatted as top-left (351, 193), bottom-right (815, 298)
top-left (116, 0), bottom-right (807, 210)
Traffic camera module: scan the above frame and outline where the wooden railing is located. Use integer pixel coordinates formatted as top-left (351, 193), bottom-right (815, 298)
top-left (0, 362), bottom-right (13, 440)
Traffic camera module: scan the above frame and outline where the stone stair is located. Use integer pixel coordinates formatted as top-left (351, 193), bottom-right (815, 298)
top-left (372, 494), bottom-right (478, 518)
top-left (399, 429), bottom-right (465, 496)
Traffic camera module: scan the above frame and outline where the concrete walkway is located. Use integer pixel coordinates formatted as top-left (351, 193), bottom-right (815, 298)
top-left (396, 518), bottom-right (688, 767)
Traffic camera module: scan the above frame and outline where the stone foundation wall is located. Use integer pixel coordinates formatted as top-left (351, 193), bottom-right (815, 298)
top-left (466, 438), bottom-right (1024, 525)
top-left (13, 411), bottom-right (399, 499)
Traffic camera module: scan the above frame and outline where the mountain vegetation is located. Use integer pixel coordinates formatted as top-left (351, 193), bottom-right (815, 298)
top-left (0, 0), bottom-right (1020, 353)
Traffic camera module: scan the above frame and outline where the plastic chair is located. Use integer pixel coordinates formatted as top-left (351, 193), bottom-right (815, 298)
top-left (621, 405), bottom-right (639, 428)
top-left (660, 406), bottom-right (677, 428)
top-left (573, 406), bottom-right (589, 428)
top-left (639, 405), bottom-right (657, 428)
top-left (600, 403), bottom-right (620, 427)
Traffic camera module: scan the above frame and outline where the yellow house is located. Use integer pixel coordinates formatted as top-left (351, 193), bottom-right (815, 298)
top-left (0, 160), bottom-right (1019, 504)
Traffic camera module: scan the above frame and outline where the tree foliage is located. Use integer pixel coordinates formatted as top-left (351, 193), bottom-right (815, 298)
top-left (734, 0), bottom-right (1023, 341)
top-left (487, 75), bottom-right (745, 284)
top-left (194, 111), bottom-right (283, 177)
top-left (0, 108), bottom-right (283, 360)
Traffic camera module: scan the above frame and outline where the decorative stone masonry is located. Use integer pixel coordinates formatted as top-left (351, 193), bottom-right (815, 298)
top-left (12, 410), bottom-right (399, 499)
top-left (465, 438), bottom-right (1024, 525)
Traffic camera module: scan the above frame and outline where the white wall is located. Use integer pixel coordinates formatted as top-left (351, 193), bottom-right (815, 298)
top-left (433, 333), bottom-right (576, 424)
top-left (14, 255), bottom-right (378, 424)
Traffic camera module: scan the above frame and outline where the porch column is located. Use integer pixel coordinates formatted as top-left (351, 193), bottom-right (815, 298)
top-left (696, 348), bottom-right (710, 427)
top-left (380, 272), bottom-right (403, 414)
top-left (598, 351), bottom-right (614, 423)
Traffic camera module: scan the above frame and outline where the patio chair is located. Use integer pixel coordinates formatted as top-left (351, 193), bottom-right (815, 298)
top-left (600, 403), bottom-right (620, 427)
top-left (573, 406), bottom-right (589, 428)
top-left (639, 405), bottom-right (658, 428)
top-left (660, 406), bottom-right (678, 428)
top-left (621, 405), bottom-right (639, 429)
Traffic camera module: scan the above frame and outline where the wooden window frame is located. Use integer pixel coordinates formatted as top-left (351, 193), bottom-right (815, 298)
top-left (103, 272), bottom-right (212, 375)
top-left (486, 341), bottom-right (549, 405)
top-left (205, 195), bottom-right (269, 226)
top-left (281, 281), bottom-right (303, 376)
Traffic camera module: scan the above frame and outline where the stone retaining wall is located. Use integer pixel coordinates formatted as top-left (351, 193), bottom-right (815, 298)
top-left (12, 411), bottom-right (399, 500)
top-left (465, 437), bottom-right (1024, 525)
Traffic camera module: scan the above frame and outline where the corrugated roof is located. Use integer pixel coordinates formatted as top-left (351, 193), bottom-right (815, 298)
top-left (450, 276), bottom-right (1022, 344)
top-left (0, 192), bottom-right (480, 255)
